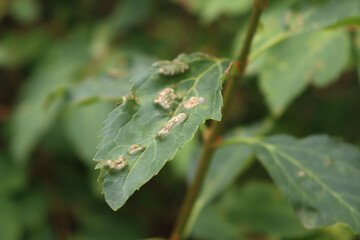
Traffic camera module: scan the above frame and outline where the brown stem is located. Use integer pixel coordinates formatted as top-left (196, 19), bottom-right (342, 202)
top-left (170, 1), bottom-right (268, 239)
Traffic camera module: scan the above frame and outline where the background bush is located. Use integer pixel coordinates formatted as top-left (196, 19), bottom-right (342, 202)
top-left (0, 0), bottom-right (359, 239)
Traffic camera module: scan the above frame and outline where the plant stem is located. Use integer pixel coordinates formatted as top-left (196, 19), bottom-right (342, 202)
top-left (170, 1), bottom-right (268, 239)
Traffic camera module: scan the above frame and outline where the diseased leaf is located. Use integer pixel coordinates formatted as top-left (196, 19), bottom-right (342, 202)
top-left (254, 135), bottom-right (360, 233)
top-left (94, 53), bottom-right (229, 210)
top-left (260, 29), bottom-right (349, 115)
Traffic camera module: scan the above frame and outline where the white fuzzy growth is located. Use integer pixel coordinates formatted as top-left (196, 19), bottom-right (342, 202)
top-left (128, 144), bottom-right (142, 154)
top-left (104, 156), bottom-right (127, 170)
top-left (182, 97), bottom-right (205, 109)
top-left (152, 60), bottom-right (189, 76)
top-left (122, 94), bottom-right (137, 103)
top-left (154, 88), bottom-right (176, 110)
top-left (152, 60), bottom-right (171, 67)
top-left (157, 113), bottom-right (187, 137)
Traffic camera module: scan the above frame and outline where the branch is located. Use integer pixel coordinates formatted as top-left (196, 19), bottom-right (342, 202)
top-left (170, 1), bottom-right (269, 239)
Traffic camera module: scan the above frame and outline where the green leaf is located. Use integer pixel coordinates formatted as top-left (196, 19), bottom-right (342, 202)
top-left (64, 102), bottom-right (115, 165)
top-left (254, 135), bottom-right (360, 233)
top-left (67, 76), bottom-right (131, 105)
top-left (64, 52), bottom-right (156, 165)
top-left (316, 225), bottom-right (357, 240)
top-left (0, 198), bottom-right (21, 240)
top-left (192, 182), bottom-right (311, 240)
top-left (286, 0), bottom-right (360, 31)
top-left (90, 0), bottom-right (152, 57)
top-left (10, 29), bottom-right (90, 162)
top-left (246, 0), bottom-right (359, 61)
top-left (189, 140), bottom-right (254, 206)
top-left (260, 29), bottom-right (349, 115)
top-left (185, 119), bottom-right (274, 236)
top-left (0, 28), bottom-right (50, 67)
top-left (355, 29), bottom-right (360, 81)
top-left (66, 53), bottom-right (155, 105)
top-left (198, 119), bottom-right (273, 205)
top-left (73, 207), bottom-right (145, 240)
top-left (170, 133), bottom-right (201, 180)
top-left (0, 154), bottom-right (25, 195)
top-left (9, 0), bottom-right (41, 24)
top-left (18, 188), bottom-right (48, 231)
top-left (94, 53), bottom-right (229, 210)
top-left (182, 0), bottom-right (252, 24)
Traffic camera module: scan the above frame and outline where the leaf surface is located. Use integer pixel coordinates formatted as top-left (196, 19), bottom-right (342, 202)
top-left (184, 119), bottom-right (274, 235)
top-left (355, 29), bottom-right (360, 82)
top-left (66, 53), bottom-right (155, 105)
top-left (192, 182), bottom-right (311, 240)
top-left (10, 30), bottom-right (90, 162)
top-left (248, 0), bottom-right (358, 60)
top-left (64, 102), bottom-right (115, 165)
top-left (260, 29), bottom-right (349, 115)
top-left (254, 135), bottom-right (360, 233)
top-left (196, 119), bottom-right (273, 204)
top-left (94, 53), bottom-right (229, 210)
top-left (185, 0), bottom-right (252, 24)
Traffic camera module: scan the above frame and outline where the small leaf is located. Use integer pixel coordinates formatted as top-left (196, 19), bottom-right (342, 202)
top-left (254, 135), bottom-right (360, 233)
top-left (234, 0), bottom-right (360, 61)
top-left (285, 0), bottom-right (360, 32)
top-left (94, 53), bottom-right (229, 210)
top-left (260, 29), bottom-right (349, 115)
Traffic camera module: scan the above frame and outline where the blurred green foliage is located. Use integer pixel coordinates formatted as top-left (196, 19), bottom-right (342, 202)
top-left (0, 0), bottom-right (359, 239)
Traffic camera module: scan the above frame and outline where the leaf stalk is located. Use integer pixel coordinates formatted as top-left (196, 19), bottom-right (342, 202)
top-left (170, 1), bottom-right (268, 239)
